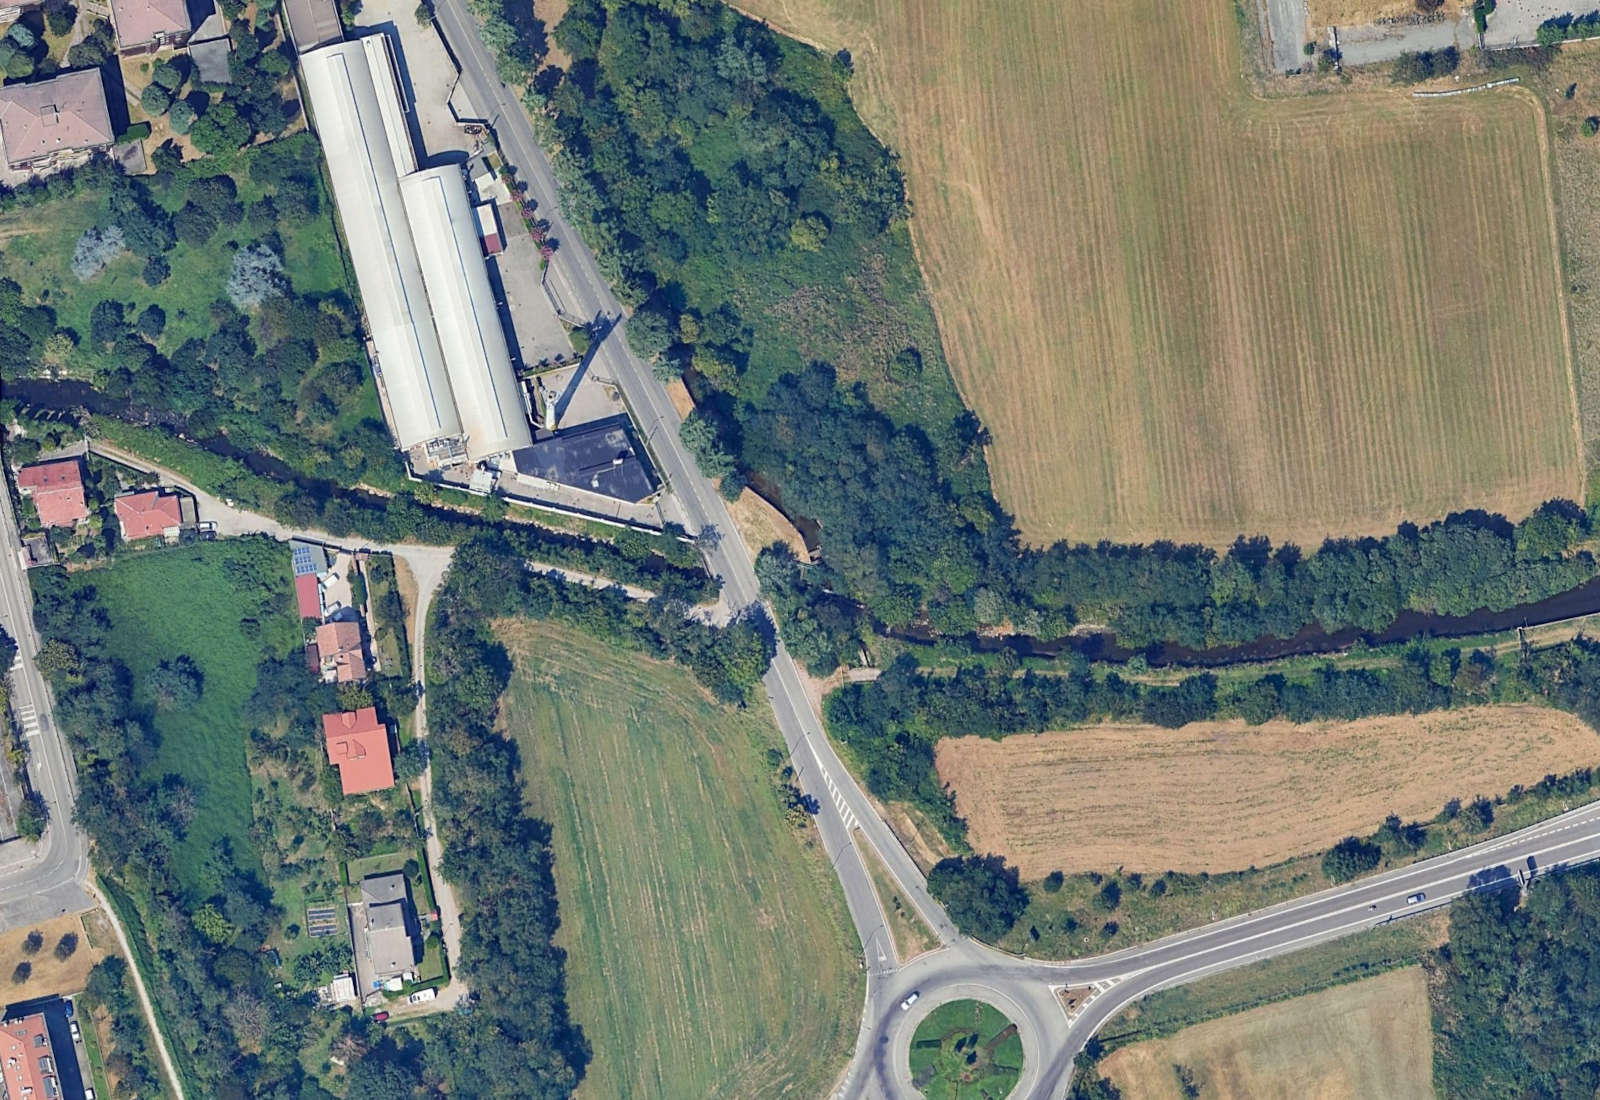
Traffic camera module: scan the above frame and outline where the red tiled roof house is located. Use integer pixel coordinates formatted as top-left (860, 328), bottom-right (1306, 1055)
top-left (0, 69), bottom-right (114, 171)
top-left (323, 707), bottom-right (394, 795)
top-left (0, 1012), bottom-right (63, 1100)
top-left (314, 619), bottom-right (368, 683)
top-left (16, 458), bottom-right (89, 528)
top-left (108, 0), bottom-right (193, 51)
top-left (114, 489), bottom-right (183, 542)
top-left (294, 573), bottom-right (322, 620)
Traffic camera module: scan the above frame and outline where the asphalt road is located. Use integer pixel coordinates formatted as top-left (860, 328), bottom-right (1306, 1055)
top-left (428, 5), bottom-right (955, 1086)
top-left (424, 9), bottom-right (1600, 1098)
top-left (0, 485), bottom-right (90, 927)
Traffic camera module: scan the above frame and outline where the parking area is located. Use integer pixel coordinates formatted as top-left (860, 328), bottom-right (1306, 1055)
top-left (1483, 0), bottom-right (1579, 47)
top-left (352, 0), bottom-right (476, 163)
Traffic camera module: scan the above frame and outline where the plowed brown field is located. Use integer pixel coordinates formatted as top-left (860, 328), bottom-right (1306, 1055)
top-left (735, 0), bottom-right (1580, 547)
top-left (934, 706), bottom-right (1599, 875)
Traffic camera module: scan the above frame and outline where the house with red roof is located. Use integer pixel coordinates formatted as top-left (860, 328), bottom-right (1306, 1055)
top-left (323, 707), bottom-right (394, 795)
top-left (114, 488), bottom-right (183, 542)
top-left (16, 458), bottom-right (89, 529)
top-left (0, 1011), bottom-right (62, 1100)
top-left (314, 619), bottom-right (368, 683)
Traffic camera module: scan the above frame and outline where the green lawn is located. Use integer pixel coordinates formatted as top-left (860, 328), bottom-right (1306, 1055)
top-left (496, 621), bottom-right (862, 1100)
top-left (66, 539), bottom-right (301, 897)
top-left (0, 134), bottom-right (350, 367)
top-left (908, 999), bottom-right (1023, 1100)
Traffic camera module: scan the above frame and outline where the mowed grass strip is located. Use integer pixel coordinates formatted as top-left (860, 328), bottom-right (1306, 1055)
top-left (935, 705), bottom-right (1600, 875)
top-left (494, 622), bottom-right (861, 1100)
top-left (1101, 967), bottom-right (1434, 1100)
top-left (734, 0), bottom-right (1579, 547)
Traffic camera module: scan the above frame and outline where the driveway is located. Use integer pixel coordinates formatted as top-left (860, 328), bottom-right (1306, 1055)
top-left (1336, 11), bottom-right (1476, 66)
top-left (1266, 0), bottom-right (1310, 71)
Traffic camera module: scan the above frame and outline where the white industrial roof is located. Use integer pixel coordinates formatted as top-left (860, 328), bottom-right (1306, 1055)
top-left (400, 166), bottom-right (533, 462)
top-left (300, 39), bottom-right (462, 451)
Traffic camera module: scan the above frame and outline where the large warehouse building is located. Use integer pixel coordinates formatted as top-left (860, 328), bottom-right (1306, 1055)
top-left (299, 35), bottom-right (530, 466)
top-left (401, 166), bottom-right (533, 459)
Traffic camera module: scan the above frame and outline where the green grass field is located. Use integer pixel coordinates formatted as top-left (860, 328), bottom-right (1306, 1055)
top-left (496, 621), bottom-right (862, 1099)
top-left (908, 999), bottom-right (1023, 1100)
top-left (0, 134), bottom-right (351, 369)
top-left (67, 539), bottom-right (301, 897)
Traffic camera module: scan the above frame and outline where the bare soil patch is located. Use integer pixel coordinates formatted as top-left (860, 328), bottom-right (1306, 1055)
top-left (937, 705), bottom-right (1600, 875)
top-left (1102, 967), bottom-right (1433, 1100)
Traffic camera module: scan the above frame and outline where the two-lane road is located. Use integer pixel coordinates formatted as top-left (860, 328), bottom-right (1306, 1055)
top-left (0, 482), bottom-right (89, 926)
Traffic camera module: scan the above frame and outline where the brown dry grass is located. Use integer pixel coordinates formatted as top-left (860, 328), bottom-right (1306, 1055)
top-left (1523, 44), bottom-right (1600, 476)
top-left (0, 912), bottom-right (107, 995)
top-left (935, 705), bottom-right (1600, 875)
top-left (734, 0), bottom-right (1580, 547)
top-left (1307, 0), bottom-right (1459, 28)
top-left (1102, 967), bottom-right (1434, 1100)
top-left (724, 489), bottom-right (810, 565)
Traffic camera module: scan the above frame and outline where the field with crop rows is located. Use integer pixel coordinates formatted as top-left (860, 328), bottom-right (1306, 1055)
top-left (935, 705), bottom-right (1599, 875)
top-left (736, 0), bottom-right (1579, 546)
top-left (496, 621), bottom-right (861, 1100)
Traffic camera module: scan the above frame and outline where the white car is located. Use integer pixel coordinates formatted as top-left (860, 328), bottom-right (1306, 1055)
top-left (69, 1021), bottom-right (80, 1040)
top-left (899, 992), bottom-right (920, 1011)
top-left (407, 988), bottom-right (438, 1005)
top-left (1406, 892), bottom-right (1426, 905)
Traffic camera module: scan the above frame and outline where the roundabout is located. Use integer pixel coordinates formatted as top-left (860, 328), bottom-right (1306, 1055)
top-left (883, 977), bottom-right (1053, 1099)
top-left (907, 997), bottom-right (1024, 1099)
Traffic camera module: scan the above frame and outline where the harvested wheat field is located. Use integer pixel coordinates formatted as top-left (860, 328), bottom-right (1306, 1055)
top-left (735, 0), bottom-right (1579, 547)
top-left (1102, 967), bottom-right (1433, 1100)
top-left (935, 705), bottom-right (1598, 875)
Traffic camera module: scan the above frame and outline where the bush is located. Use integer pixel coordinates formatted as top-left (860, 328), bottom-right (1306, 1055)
top-left (116, 122), bottom-right (153, 143)
top-left (225, 243), bottom-right (287, 309)
top-left (927, 854), bottom-right (1030, 940)
top-left (21, 931), bottom-right (41, 956)
top-left (169, 98), bottom-right (197, 135)
top-left (142, 255), bottom-right (170, 286)
top-left (44, 0), bottom-right (76, 37)
top-left (10, 963), bottom-right (28, 984)
top-left (1584, 116), bottom-right (1599, 137)
top-left (1042, 870), bottom-right (1064, 893)
top-left (139, 82), bottom-right (172, 117)
top-left (1321, 836), bottom-right (1382, 882)
top-left (70, 226), bottom-right (126, 281)
top-left (53, 932), bottom-right (77, 961)
top-left (1391, 46), bottom-right (1459, 84)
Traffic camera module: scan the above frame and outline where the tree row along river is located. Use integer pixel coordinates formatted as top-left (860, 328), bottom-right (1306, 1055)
top-left (19, 379), bottom-right (1600, 670)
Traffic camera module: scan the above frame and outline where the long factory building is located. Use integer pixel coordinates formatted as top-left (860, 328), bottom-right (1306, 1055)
top-left (299, 36), bottom-right (532, 465)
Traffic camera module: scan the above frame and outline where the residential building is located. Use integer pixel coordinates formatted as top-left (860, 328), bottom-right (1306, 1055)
top-left (0, 1011), bottom-right (61, 1100)
top-left (0, 69), bottom-right (114, 171)
top-left (15, 458), bottom-right (89, 529)
top-left (323, 707), bottom-right (393, 794)
top-left (108, 0), bottom-right (192, 52)
top-left (290, 539), bottom-right (332, 620)
top-left (113, 489), bottom-right (183, 542)
top-left (358, 872), bottom-right (419, 984)
top-left (313, 620), bottom-right (367, 683)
